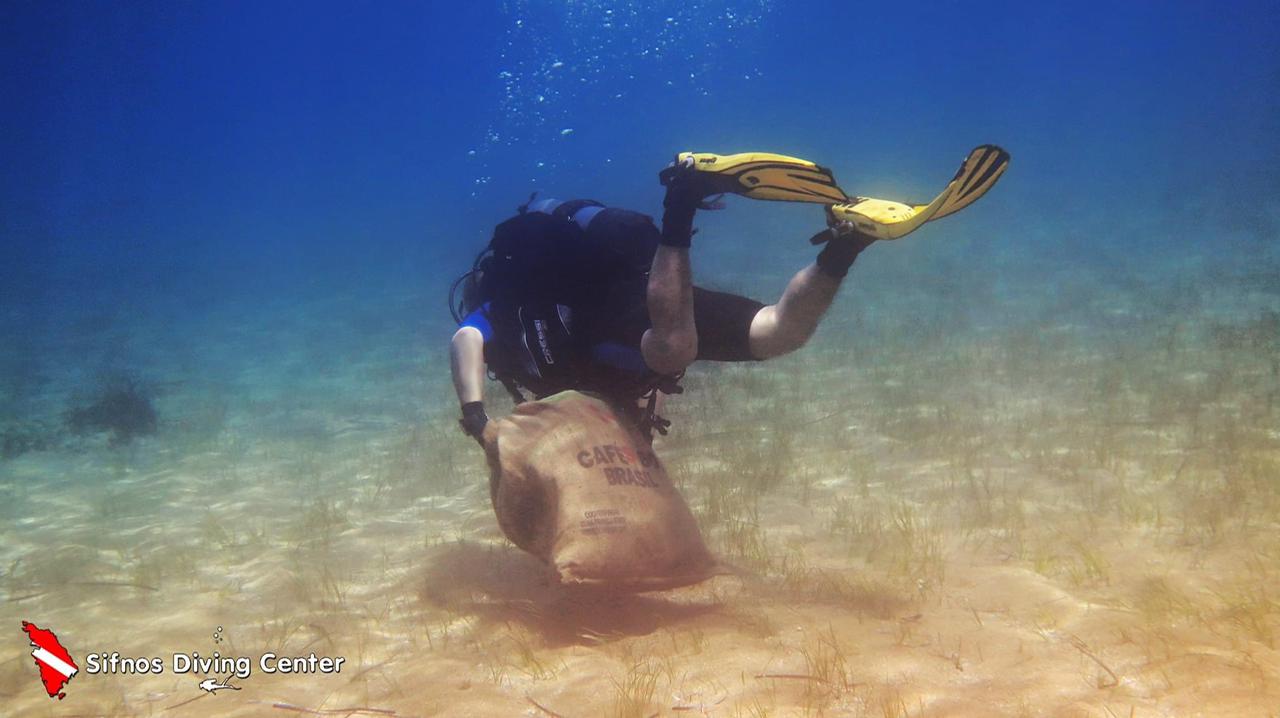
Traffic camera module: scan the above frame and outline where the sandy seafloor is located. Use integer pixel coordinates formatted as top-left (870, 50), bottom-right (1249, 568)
top-left (2, 222), bottom-right (1279, 717)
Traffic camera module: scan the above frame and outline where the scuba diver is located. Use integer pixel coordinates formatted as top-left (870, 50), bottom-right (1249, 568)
top-left (450, 147), bottom-right (1009, 442)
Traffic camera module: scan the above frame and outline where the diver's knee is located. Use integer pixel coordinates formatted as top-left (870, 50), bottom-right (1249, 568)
top-left (642, 329), bottom-right (698, 374)
top-left (750, 325), bottom-right (813, 360)
top-left (748, 306), bottom-right (815, 359)
top-left (780, 329), bottom-right (815, 355)
top-left (663, 332), bottom-right (698, 370)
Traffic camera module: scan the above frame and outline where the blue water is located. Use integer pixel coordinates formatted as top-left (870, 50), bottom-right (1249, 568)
top-left (3, 0), bottom-right (1275, 422)
top-left (5, 1), bottom-right (1276, 298)
top-left (2, 2), bottom-right (1279, 714)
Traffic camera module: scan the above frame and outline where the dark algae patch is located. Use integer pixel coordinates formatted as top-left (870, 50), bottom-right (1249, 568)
top-left (0, 421), bottom-right (54, 459)
top-left (65, 375), bottom-right (158, 445)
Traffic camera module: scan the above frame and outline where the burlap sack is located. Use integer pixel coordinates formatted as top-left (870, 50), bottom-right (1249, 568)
top-left (482, 391), bottom-right (717, 591)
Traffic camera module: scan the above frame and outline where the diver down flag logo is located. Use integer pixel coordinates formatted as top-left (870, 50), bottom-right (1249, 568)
top-left (21, 621), bottom-right (78, 699)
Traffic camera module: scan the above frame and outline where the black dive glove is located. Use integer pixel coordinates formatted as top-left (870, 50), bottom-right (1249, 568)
top-left (458, 401), bottom-right (489, 444)
top-left (810, 219), bottom-right (878, 279)
top-left (658, 158), bottom-right (725, 248)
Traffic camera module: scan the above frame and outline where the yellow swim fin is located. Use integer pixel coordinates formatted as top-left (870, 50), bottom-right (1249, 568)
top-left (828, 145), bottom-right (1010, 240)
top-left (671, 151), bottom-right (850, 204)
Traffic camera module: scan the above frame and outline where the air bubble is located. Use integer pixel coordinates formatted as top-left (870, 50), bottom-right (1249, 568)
top-left (474, 2), bottom-right (777, 191)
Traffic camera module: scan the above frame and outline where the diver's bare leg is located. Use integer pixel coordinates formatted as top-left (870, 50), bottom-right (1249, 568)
top-left (748, 227), bottom-right (874, 359)
top-left (748, 264), bottom-right (838, 359)
top-left (642, 245), bottom-right (697, 374)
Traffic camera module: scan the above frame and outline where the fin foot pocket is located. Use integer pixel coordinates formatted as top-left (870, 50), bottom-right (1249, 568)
top-left (667, 151), bottom-right (850, 204)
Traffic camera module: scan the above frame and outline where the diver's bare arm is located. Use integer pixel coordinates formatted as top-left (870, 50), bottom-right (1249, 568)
top-left (642, 245), bottom-right (697, 374)
top-left (450, 327), bottom-right (486, 405)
